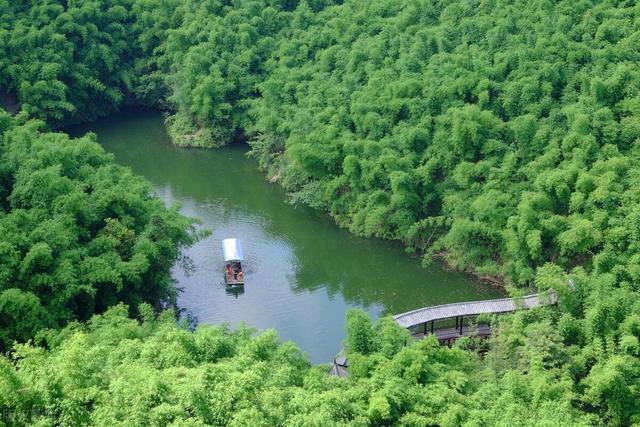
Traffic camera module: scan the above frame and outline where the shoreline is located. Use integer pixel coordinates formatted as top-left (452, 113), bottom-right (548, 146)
top-left (159, 116), bottom-right (512, 294)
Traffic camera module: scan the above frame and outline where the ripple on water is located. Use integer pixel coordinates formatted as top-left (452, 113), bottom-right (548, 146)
top-left (69, 109), bottom-right (505, 363)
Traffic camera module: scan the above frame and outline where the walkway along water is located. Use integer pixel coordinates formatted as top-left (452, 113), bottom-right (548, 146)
top-left (68, 110), bottom-right (504, 363)
top-left (329, 289), bottom-right (559, 377)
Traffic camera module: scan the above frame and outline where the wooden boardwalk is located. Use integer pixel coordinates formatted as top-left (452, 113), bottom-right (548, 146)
top-left (413, 324), bottom-right (492, 344)
top-left (393, 290), bottom-right (558, 329)
top-left (330, 289), bottom-right (558, 377)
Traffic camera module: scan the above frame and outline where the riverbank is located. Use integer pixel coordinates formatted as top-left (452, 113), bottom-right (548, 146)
top-left (69, 109), bottom-right (504, 363)
top-left (160, 117), bottom-right (513, 293)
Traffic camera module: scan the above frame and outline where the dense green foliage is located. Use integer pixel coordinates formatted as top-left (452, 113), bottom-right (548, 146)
top-left (0, 114), bottom-right (196, 350)
top-left (249, 0), bottom-right (640, 282)
top-left (3, 0), bottom-right (640, 425)
top-left (0, 0), bottom-right (141, 124)
top-left (0, 0), bottom-right (295, 136)
top-left (5, 0), bottom-right (639, 283)
top-left (0, 304), bottom-right (593, 426)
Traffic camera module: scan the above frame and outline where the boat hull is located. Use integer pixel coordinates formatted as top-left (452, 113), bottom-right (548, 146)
top-left (224, 274), bottom-right (244, 286)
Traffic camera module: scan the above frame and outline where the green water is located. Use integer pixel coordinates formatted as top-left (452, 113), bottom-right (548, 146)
top-left (70, 110), bottom-right (504, 363)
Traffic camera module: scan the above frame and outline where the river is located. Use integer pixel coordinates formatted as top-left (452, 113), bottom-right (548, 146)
top-left (70, 109), bottom-right (504, 363)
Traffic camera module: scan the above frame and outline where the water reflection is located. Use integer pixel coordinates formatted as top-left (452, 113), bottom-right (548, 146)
top-left (68, 109), bottom-right (503, 363)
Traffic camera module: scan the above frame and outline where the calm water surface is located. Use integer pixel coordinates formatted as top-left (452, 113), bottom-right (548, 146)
top-left (70, 110), bottom-right (503, 363)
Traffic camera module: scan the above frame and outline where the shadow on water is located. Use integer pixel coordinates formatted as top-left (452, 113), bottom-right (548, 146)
top-left (68, 109), bottom-right (504, 363)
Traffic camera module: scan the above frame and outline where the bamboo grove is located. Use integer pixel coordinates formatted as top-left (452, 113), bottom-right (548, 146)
top-left (1, 0), bottom-right (640, 425)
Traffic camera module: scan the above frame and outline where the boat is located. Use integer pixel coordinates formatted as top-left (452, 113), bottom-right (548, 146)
top-left (223, 238), bottom-right (245, 285)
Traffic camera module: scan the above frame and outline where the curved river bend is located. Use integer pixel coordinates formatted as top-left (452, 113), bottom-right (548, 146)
top-left (71, 110), bottom-right (503, 363)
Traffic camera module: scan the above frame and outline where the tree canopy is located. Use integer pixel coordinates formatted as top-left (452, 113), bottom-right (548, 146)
top-left (0, 304), bottom-right (594, 426)
top-left (2, 0), bottom-right (640, 425)
top-left (0, 113), bottom-right (197, 350)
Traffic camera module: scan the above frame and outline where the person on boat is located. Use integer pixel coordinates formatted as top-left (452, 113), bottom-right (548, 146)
top-left (237, 270), bottom-right (244, 281)
top-left (226, 263), bottom-right (233, 280)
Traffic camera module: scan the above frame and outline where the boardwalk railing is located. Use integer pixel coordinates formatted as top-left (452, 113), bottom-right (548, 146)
top-left (393, 289), bottom-right (558, 329)
top-left (330, 289), bottom-right (559, 377)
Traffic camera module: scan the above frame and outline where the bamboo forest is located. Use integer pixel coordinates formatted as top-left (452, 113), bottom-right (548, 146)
top-left (1, 0), bottom-right (640, 425)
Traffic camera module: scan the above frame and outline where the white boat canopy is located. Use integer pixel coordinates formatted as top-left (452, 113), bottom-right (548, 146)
top-left (223, 238), bottom-right (244, 262)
